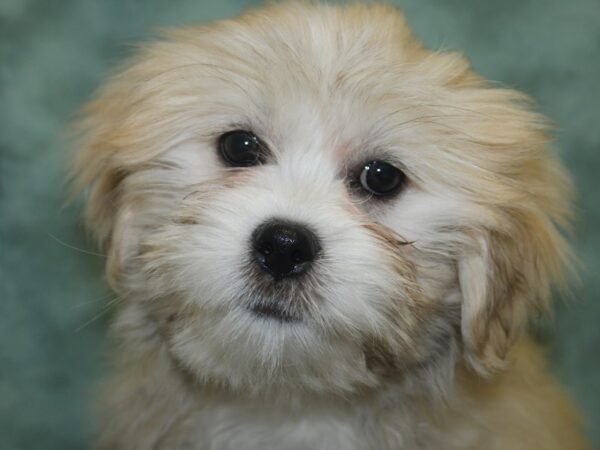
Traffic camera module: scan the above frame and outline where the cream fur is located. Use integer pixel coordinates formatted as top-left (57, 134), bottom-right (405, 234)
top-left (72, 2), bottom-right (590, 449)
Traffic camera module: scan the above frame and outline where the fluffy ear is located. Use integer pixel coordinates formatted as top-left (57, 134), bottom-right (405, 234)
top-left (458, 201), bottom-right (572, 375)
top-left (71, 107), bottom-right (162, 293)
top-left (70, 69), bottom-right (154, 293)
top-left (70, 77), bottom-right (130, 242)
top-left (70, 44), bottom-right (182, 291)
top-left (440, 79), bottom-right (577, 375)
top-left (69, 86), bottom-right (127, 289)
top-left (72, 155), bottom-right (135, 293)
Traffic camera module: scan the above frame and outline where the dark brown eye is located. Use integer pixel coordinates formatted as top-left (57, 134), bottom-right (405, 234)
top-left (359, 160), bottom-right (406, 196)
top-left (218, 130), bottom-right (265, 167)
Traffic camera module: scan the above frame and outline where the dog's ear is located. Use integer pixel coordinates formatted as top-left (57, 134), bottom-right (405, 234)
top-left (458, 167), bottom-right (573, 376)
top-left (71, 102), bottom-right (129, 291)
top-left (70, 43), bottom-right (186, 291)
top-left (70, 75), bottom-right (147, 292)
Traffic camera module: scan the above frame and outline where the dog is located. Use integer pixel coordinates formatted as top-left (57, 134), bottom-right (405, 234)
top-left (72, 2), bottom-right (591, 449)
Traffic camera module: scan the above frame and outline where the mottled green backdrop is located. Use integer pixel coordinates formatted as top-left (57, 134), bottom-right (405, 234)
top-left (1, 0), bottom-right (599, 449)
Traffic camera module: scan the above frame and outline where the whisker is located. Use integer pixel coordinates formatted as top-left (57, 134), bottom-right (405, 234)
top-left (69, 291), bottom-right (117, 310)
top-left (74, 295), bottom-right (123, 333)
top-left (48, 233), bottom-right (106, 258)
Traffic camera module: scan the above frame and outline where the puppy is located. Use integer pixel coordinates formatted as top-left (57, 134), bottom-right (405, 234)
top-left (72, 2), bottom-right (591, 449)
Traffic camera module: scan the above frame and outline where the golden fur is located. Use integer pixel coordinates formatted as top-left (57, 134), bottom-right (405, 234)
top-left (72, 2), bottom-right (590, 449)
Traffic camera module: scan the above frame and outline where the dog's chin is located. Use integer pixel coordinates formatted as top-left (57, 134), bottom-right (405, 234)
top-left (166, 290), bottom-right (385, 396)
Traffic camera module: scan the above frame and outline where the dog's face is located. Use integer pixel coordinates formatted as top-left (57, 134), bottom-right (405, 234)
top-left (74, 3), bottom-right (571, 395)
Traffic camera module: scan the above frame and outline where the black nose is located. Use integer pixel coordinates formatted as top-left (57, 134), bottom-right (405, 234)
top-left (252, 220), bottom-right (320, 279)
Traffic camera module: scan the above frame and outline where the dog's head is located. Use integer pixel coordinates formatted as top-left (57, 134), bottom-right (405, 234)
top-left (73, 3), bottom-right (572, 395)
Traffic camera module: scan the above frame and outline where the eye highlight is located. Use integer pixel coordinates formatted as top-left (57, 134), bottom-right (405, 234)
top-left (218, 130), bottom-right (266, 167)
top-left (359, 160), bottom-right (406, 197)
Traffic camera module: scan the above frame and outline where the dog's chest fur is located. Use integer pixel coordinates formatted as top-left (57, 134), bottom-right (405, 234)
top-left (118, 383), bottom-right (451, 450)
top-left (99, 359), bottom-right (468, 450)
top-left (157, 398), bottom-right (390, 450)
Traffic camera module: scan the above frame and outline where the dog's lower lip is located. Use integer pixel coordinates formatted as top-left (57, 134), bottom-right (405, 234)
top-left (249, 302), bottom-right (299, 322)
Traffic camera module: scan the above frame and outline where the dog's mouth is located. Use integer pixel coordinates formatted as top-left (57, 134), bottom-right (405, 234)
top-left (249, 300), bottom-right (300, 322)
top-left (243, 269), bottom-right (311, 323)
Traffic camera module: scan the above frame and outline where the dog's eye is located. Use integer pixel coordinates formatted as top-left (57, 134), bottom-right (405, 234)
top-left (359, 161), bottom-right (406, 196)
top-left (218, 130), bottom-right (266, 167)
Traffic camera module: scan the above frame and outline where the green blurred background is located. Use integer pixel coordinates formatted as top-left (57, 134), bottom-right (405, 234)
top-left (1, 0), bottom-right (598, 448)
